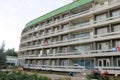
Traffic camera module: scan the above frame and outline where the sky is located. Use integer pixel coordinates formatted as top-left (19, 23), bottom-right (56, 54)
top-left (0, 0), bottom-right (72, 51)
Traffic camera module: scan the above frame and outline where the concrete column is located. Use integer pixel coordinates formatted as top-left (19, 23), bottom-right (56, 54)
top-left (108, 9), bottom-right (111, 17)
top-left (68, 46), bottom-right (71, 52)
top-left (68, 33), bottom-right (71, 39)
top-left (56, 59), bottom-right (59, 66)
top-left (94, 57), bottom-right (97, 67)
top-left (59, 24), bottom-right (62, 29)
top-left (93, 42), bottom-right (96, 50)
top-left (68, 58), bottom-right (71, 66)
top-left (50, 48), bottom-right (52, 55)
top-left (58, 35), bottom-right (61, 41)
top-left (57, 47), bottom-right (61, 53)
top-left (110, 40), bottom-right (113, 48)
top-left (111, 56), bottom-right (114, 67)
top-left (109, 24), bottom-right (112, 32)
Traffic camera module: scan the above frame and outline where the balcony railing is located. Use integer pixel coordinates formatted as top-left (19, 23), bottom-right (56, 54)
top-left (20, 15), bottom-right (120, 50)
top-left (20, 28), bottom-right (120, 51)
top-left (20, 49), bottom-right (114, 59)
top-left (21, 14), bottom-right (120, 44)
top-left (23, 64), bottom-right (85, 72)
top-left (21, 0), bottom-right (120, 37)
top-left (95, 66), bottom-right (120, 74)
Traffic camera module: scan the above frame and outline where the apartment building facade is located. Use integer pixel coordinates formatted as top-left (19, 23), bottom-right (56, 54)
top-left (18, 0), bottom-right (120, 74)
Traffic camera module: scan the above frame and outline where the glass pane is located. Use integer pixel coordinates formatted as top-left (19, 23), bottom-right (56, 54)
top-left (118, 60), bottom-right (120, 67)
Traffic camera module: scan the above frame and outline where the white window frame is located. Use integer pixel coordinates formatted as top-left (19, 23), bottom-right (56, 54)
top-left (98, 59), bottom-right (110, 67)
top-left (117, 58), bottom-right (120, 67)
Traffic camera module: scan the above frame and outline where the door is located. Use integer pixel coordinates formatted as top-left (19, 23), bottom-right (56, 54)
top-left (97, 42), bottom-right (109, 50)
top-left (98, 59), bottom-right (110, 67)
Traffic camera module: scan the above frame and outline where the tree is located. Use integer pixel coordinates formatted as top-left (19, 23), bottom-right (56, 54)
top-left (5, 48), bottom-right (17, 57)
top-left (0, 41), bottom-right (6, 68)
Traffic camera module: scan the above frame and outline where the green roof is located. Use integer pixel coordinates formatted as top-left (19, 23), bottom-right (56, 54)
top-left (25, 0), bottom-right (93, 28)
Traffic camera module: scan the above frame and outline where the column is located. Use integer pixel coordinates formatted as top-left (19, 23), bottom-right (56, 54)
top-left (111, 56), bottom-right (114, 67)
top-left (110, 40), bottom-right (113, 49)
top-left (57, 47), bottom-right (61, 53)
top-left (56, 59), bottom-right (59, 66)
top-left (109, 24), bottom-right (112, 32)
top-left (94, 57), bottom-right (97, 67)
top-left (68, 46), bottom-right (71, 53)
top-left (93, 42), bottom-right (96, 50)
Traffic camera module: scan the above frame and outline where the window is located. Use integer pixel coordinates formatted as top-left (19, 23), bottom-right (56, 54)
top-left (112, 10), bottom-right (120, 17)
top-left (98, 59), bottom-right (110, 67)
top-left (113, 24), bottom-right (120, 32)
top-left (53, 37), bottom-right (58, 42)
top-left (40, 31), bottom-right (44, 35)
top-left (71, 46), bottom-right (79, 52)
top-left (35, 24), bottom-right (39, 29)
top-left (54, 27), bottom-right (58, 32)
top-left (34, 32), bottom-right (39, 37)
top-left (53, 48), bottom-right (57, 54)
top-left (79, 44), bottom-right (92, 51)
top-left (103, 60), bottom-right (107, 66)
top-left (62, 23), bottom-right (69, 29)
top-left (115, 41), bottom-right (120, 47)
top-left (41, 40), bottom-right (44, 45)
top-left (60, 60), bottom-right (68, 66)
top-left (46, 39), bottom-right (51, 44)
top-left (97, 27), bottom-right (108, 35)
top-left (46, 29), bottom-right (51, 33)
top-left (54, 16), bottom-right (60, 22)
top-left (97, 42), bottom-right (109, 50)
top-left (73, 32), bottom-right (90, 38)
top-left (117, 59), bottom-right (120, 67)
top-left (61, 47), bottom-right (68, 53)
top-left (43, 60), bottom-right (49, 65)
top-left (45, 49), bottom-right (50, 54)
top-left (96, 14), bottom-right (107, 21)
top-left (99, 60), bottom-right (102, 67)
top-left (62, 35), bottom-right (68, 40)
top-left (63, 13), bottom-right (69, 18)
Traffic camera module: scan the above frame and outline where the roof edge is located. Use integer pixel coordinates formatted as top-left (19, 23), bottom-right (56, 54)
top-left (24, 0), bottom-right (93, 29)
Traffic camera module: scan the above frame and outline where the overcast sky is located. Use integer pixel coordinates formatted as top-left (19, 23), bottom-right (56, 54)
top-left (0, 0), bottom-right (72, 51)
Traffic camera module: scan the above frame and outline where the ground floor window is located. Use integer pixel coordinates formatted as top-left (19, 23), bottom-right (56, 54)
top-left (72, 59), bottom-right (93, 69)
top-left (98, 59), bottom-right (110, 67)
top-left (117, 59), bottom-right (120, 67)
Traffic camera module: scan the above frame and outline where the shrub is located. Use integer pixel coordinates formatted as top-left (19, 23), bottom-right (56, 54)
top-left (0, 71), bottom-right (51, 80)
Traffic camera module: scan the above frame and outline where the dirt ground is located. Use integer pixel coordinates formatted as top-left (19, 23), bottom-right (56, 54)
top-left (37, 73), bottom-right (85, 80)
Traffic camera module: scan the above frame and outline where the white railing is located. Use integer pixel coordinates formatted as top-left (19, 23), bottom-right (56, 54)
top-left (95, 66), bottom-right (120, 70)
top-left (95, 66), bottom-right (120, 74)
top-left (23, 64), bottom-right (85, 72)
top-left (20, 14), bottom-right (120, 45)
top-left (21, 49), bottom-right (113, 58)
top-left (19, 28), bottom-right (120, 50)
top-left (22, 0), bottom-right (120, 37)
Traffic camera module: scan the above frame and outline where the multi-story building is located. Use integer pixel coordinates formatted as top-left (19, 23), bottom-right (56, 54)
top-left (18, 0), bottom-right (120, 74)
top-left (6, 56), bottom-right (18, 68)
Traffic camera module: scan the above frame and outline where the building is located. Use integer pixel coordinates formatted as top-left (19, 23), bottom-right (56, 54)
top-left (6, 56), bottom-right (18, 67)
top-left (18, 0), bottom-right (120, 74)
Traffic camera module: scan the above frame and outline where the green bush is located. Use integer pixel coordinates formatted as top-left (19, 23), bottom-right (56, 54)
top-left (0, 71), bottom-right (51, 80)
top-left (86, 74), bottom-right (92, 80)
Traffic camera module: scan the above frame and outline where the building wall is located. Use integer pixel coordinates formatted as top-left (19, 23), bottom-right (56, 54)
top-left (18, 0), bottom-right (120, 74)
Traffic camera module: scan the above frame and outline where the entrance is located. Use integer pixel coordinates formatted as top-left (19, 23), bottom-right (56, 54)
top-left (98, 59), bottom-right (110, 67)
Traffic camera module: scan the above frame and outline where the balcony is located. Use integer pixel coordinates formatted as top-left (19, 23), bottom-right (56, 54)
top-left (20, 48), bottom-right (120, 59)
top-left (20, 28), bottom-right (120, 51)
top-left (95, 66), bottom-right (120, 74)
top-left (23, 64), bottom-right (85, 72)
top-left (20, 14), bottom-right (120, 45)
top-left (21, 0), bottom-right (120, 37)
